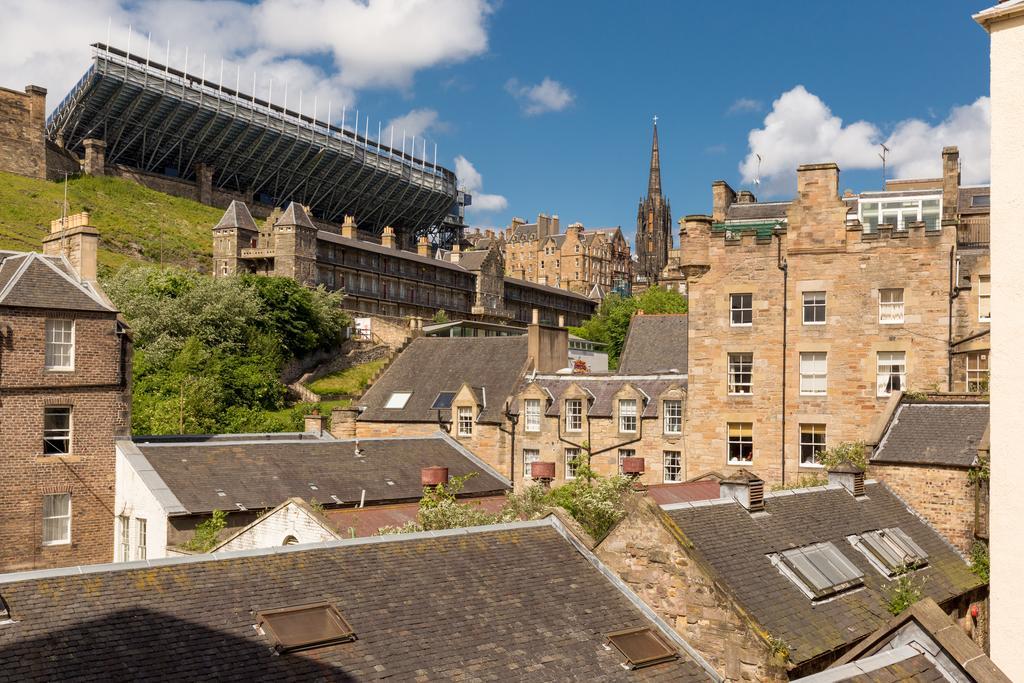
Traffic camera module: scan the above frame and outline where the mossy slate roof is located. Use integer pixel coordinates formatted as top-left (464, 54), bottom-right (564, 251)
top-left (663, 483), bottom-right (983, 667)
top-left (0, 524), bottom-right (711, 681)
top-left (872, 402), bottom-right (989, 468)
top-left (618, 314), bottom-right (688, 375)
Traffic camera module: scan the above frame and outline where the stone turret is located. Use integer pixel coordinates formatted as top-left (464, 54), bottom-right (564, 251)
top-left (273, 202), bottom-right (318, 286)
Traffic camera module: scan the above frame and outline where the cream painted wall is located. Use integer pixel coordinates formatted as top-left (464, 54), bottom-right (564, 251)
top-left (978, 4), bottom-right (1024, 679)
top-left (114, 444), bottom-right (170, 562)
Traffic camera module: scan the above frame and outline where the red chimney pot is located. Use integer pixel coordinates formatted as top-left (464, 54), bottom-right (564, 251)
top-left (622, 457), bottom-right (645, 475)
top-left (531, 461), bottom-right (556, 481)
top-left (421, 466), bottom-right (449, 487)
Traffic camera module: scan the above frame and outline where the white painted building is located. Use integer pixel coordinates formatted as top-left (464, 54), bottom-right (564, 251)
top-left (213, 498), bottom-right (340, 552)
top-left (975, 1), bottom-right (1024, 678)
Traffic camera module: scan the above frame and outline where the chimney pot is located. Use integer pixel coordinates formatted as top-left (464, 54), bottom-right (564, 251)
top-left (531, 461), bottom-right (556, 481)
top-left (621, 457), bottom-right (645, 476)
top-left (421, 466), bottom-right (449, 487)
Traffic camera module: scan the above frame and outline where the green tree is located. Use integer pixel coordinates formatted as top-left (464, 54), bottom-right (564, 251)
top-left (432, 308), bottom-right (449, 324)
top-left (570, 286), bottom-right (687, 368)
top-left (182, 509), bottom-right (228, 552)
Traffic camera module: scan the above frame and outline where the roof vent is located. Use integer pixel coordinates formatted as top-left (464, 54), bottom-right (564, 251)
top-left (421, 466), bottom-right (449, 487)
top-left (828, 460), bottom-right (866, 498)
top-left (720, 469), bottom-right (764, 513)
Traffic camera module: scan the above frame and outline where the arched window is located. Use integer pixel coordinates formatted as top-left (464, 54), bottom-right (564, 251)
top-left (282, 535), bottom-right (299, 546)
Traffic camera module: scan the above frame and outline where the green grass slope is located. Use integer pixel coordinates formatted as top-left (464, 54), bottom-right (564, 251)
top-left (0, 170), bottom-right (223, 273)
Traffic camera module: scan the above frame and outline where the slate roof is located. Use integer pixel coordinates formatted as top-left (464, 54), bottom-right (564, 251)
top-left (453, 249), bottom-right (489, 271)
top-left (0, 521), bottom-right (714, 681)
top-left (872, 401), bottom-right (989, 468)
top-left (812, 651), bottom-right (944, 682)
top-left (275, 201), bottom-right (317, 229)
top-left (724, 201), bottom-right (790, 222)
top-left (213, 200), bottom-right (259, 231)
top-left (357, 336), bottom-right (530, 423)
top-left (323, 495), bottom-right (510, 538)
top-left (646, 481), bottom-right (719, 506)
top-left (662, 482), bottom-right (983, 668)
top-left (130, 433), bottom-right (510, 514)
top-left (618, 315), bottom-right (688, 375)
top-left (504, 275), bottom-right (595, 302)
top-left (317, 231), bottom-right (470, 273)
top-left (0, 252), bottom-right (114, 312)
top-left (512, 376), bottom-right (686, 419)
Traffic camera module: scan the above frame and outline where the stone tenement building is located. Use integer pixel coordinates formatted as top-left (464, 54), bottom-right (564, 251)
top-left (0, 212), bottom-right (131, 573)
top-left (213, 201), bottom-right (595, 326)
top-left (679, 147), bottom-right (990, 485)
top-left (497, 213), bottom-right (633, 298)
top-left (635, 121), bottom-right (673, 287)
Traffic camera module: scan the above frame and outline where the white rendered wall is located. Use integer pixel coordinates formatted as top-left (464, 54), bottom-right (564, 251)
top-left (215, 501), bottom-right (337, 552)
top-left (114, 445), bottom-right (170, 561)
top-left (986, 8), bottom-right (1024, 679)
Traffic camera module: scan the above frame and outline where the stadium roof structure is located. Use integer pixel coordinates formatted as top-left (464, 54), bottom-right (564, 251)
top-left (47, 44), bottom-right (460, 240)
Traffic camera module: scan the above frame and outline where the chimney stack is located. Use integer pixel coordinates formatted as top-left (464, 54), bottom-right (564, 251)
top-left (341, 215), bottom-right (358, 239)
top-left (720, 469), bottom-right (765, 513)
top-left (381, 225), bottom-right (397, 249)
top-left (827, 461), bottom-right (866, 498)
top-left (942, 146), bottom-right (961, 222)
top-left (527, 310), bottom-right (569, 373)
top-left (330, 407), bottom-right (359, 439)
top-left (42, 211), bottom-right (99, 282)
top-left (82, 138), bottom-right (106, 176)
top-left (551, 214), bottom-right (560, 235)
top-left (796, 163), bottom-right (840, 203)
top-left (712, 180), bottom-right (737, 222)
top-left (450, 243), bottom-right (461, 264)
top-left (421, 466), bottom-right (449, 487)
top-left (303, 409), bottom-right (326, 437)
top-left (736, 190), bottom-right (756, 204)
top-left (417, 235), bottom-right (432, 257)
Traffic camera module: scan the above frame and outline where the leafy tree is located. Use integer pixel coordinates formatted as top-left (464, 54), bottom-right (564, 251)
top-left (816, 441), bottom-right (868, 471)
top-left (432, 309), bottom-right (449, 324)
top-left (570, 286), bottom-right (687, 368)
top-left (239, 274), bottom-right (348, 357)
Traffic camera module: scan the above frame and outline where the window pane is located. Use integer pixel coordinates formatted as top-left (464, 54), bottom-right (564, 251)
top-left (730, 293), bottom-right (753, 325)
top-left (799, 353), bottom-right (827, 396)
top-left (43, 407), bottom-right (71, 455)
top-left (728, 353), bottom-right (753, 394)
top-left (523, 449), bottom-right (539, 478)
top-left (876, 351), bottom-right (907, 396)
top-left (524, 399), bottom-right (541, 432)
top-left (802, 292), bottom-right (826, 324)
top-left (42, 494), bottom-right (70, 544)
top-left (565, 448), bottom-right (580, 480)
top-left (664, 451), bottom-right (682, 483)
top-left (45, 319), bottom-right (75, 369)
top-left (800, 424), bottom-right (826, 466)
top-left (663, 400), bottom-right (682, 434)
top-left (727, 422), bottom-right (753, 463)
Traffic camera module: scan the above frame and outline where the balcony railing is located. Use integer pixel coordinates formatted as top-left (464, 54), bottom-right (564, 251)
top-left (958, 218), bottom-right (990, 248)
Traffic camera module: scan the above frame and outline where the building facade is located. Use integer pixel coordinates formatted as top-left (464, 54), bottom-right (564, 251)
top-left (635, 121), bottom-right (673, 287)
top-left (213, 201), bottom-right (596, 327)
top-left (680, 148), bottom-right (990, 485)
top-left (0, 212), bottom-right (131, 572)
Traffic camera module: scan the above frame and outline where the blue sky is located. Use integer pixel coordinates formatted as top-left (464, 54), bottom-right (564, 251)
top-left (1, 0), bottom-right (993, 241)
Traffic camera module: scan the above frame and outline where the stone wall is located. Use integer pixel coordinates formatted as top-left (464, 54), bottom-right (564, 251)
top-left (0, 85), bottom-right (47, 180)
top-left (870, 462), bottom-right (978, 554)
top-left (596, 495), bottom-right (787, 682)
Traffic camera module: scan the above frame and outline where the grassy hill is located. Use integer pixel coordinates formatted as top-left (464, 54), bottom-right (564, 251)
top-left (0, 170), bottom-right (223, 273)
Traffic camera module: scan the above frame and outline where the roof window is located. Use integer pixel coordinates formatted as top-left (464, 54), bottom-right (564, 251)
top-left (384, 392), bottom-right (412, 409)
top-left (971, 194), bottom-right (990, 208)
top-left (606, 627), bottom-right (678, 669)
top-left (849, 527), bottom-right (928, 577)
top-left (430, 391), bottom-right (456, 410)
top-left (0, 595), bottom-right (10, 623)
top-left (771, 542), bottom-right (864, 600)
top-left (257, 602), bottom-right (356, 653)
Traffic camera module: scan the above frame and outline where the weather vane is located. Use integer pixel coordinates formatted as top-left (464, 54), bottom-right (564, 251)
top-left (653, 114), bottom-right (659, 125)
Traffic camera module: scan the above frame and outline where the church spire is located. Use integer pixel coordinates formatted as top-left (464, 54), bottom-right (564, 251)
top-left (647, 116), bottom-right (662, 198)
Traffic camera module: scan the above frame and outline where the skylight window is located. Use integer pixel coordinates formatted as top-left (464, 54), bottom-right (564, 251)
top-left (606, 627), bottom-right (678, 669)
top-left (849, 528), bottom-right (929, 577)
top-left (384, 392), bottom-right (412, 409)
top-left (257, 602), bottom-right (356, 653)
top-left (771, 542), bottom-right (864, 600)
top-left (430, 392), bottom-right (456, 410)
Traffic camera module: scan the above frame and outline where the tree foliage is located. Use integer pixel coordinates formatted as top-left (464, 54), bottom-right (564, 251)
top-left (816, 441), bottom-right (869, 471)
top-left (570, 286), bottom-right (687, 368)
top-left (182, 509), bottom-right (227, 552)
top-left (104, 266), bottom-right (350, 435)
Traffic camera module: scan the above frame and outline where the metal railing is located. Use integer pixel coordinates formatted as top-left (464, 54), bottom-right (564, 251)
top-left (957, 218), bottom-right (990, 248)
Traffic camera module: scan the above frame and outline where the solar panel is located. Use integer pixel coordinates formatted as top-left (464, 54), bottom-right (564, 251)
top-left (430, 392), bottom-right (456, 410)
top-left (776, 542), bottom-right (864, 600)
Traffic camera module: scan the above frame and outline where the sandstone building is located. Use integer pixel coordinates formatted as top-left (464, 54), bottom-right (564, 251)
top-left (212, 201), bottom-right (595, 326)
top-left (635, 121), bottom-right (673, 287)
top-left (498, 213), bottom-right (633, 298)
top-left (0, 212), bottom-right (131, 572)
top-left (679, 148), bottom-right (990, 485)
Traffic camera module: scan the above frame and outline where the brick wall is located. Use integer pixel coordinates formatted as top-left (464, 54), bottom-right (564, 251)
top-left (596, 496), bottom-right (787, 682)
top-left (0, 308), bottom-right (129, 571)
top-left (0, 85), bottom-right (46, 180)
top-left (870, 463), bottom-right (978, 554)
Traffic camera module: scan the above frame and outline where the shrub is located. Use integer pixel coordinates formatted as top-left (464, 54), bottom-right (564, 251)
top-left (182, 509), bottom-right (227, 552)
top-left (884, 566), bottom-right (925, 615)
top-left (816, 441), bottom-right (868, 471)
top-left (970, 541), bottom-right (990, 582)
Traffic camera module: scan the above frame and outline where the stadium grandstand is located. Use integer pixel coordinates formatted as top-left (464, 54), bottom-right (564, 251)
top-left (46, 43), bottom-right (467, 246)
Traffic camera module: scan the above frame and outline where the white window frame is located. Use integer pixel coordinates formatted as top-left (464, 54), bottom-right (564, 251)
top-left (879, 288), bottom-right (905, 324)
top-left (618, 399), bottom-right (637, 433)
top-left (876, 351), bottom-right (907, 397)
top-left (565, 448), bottom-right (581, 480)
top-left (799, 424), bottom-right (827, 468)
top-left (42, 493), bottom-right (71, 546)
top-left (456, 406), bottom-right (474, 436)
top-left (384, 391), bottom-right (412, 409)
top-left (44, 319), bottom-right (75, 370)
top-left (118, 515), bottom-right (131, 562)
top-left (523, 449), bottom-right (540, 478)
top-left (565, 399), bottom-right (583, 432)
top-left (978, 275), bottom-right (991, 322)
top-left (802, 291), bottom-right (826, 325)
top-left (799, 352), bottom-right (827, 396)
top-left (859, 196), bottom-right (942, 232)
top-left (618, 449), bottom-right (635, 474)
top-left (728, 353), bottom-right (753, 395)
top-left (966, 351), bottom-right (989, 393)
top-left (730, 293), bottom-right (753, 327)
top-left (663, 400), bottom-right (682, 435)
top-left (43, 406), bottom-right (72, 455)
top-left (135, 518), bottom-right (147, 560)
top-left (524, 399), bottom-right (541, 432)
top-left (664, 451), bottom-right (682, 483)
top-left (727, 423), bottom-right (753, 465)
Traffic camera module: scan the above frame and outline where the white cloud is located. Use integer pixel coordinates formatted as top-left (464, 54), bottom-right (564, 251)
top-left (505, 77), bottom-right (574, 115)
top-left (739, 85), bottom-right (990, 195)
top-left (386, 108), bottom-right (447, 140)
top-left (727, 97), bottom-right (763, 115)
top-left (0, 0), bottom-right (492, 115)
top-left (454, 155), bottom-right (507, 213)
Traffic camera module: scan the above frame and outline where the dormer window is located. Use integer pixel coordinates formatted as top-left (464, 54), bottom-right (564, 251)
top-left (565, 399), bottom-right (583, 432)
top-left (524, 399), bottom-right (541, 432)
top-left (457, 406), bottom-right (473, 436)
top-left (618, 399), bottom-right (637, 433)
